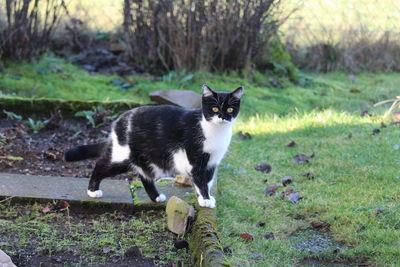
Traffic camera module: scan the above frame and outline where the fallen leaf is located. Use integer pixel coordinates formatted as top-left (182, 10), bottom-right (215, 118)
top-left (349, 88), bottom-right (360, 93)
top-left (281, 176), bottom-right (293, 187)
top-left (372, 128), bottom-right (380, 135)
top-left (293, 154), bottom-right (309, 164)
top-left (262, 232), bottom-right (275, 240)
top-left (289, 193), bottom-right (303, 203)
top-left (257, 222), bottom-right (266, 227)
top-left (43, 151), bottom-right (57, 161)
top-left (311, 221), bottom-right (330, 230)
top-left (374, 209), bottom-right (383, 216)
top-left (255, 163), bottom-right (272, 173)
top-left (347, 132), bottom-right (353, 139)
top-left (281, 189), bottom-right (303, 203)
top-left (42, 206), bottom-right (51, 213)
top-left (264, 185), bottom-right (280, 196)
top-left (303, 172), bottom-right (315, 180)
top-left (173, 175), bottom-right (192, 187)
top-left (239, 232), bottom-right (254, 242)
top-left (57, 201), bottom-right (70, 211)
top-left (286, 141), bottom-right (297, 147)
top-left (238, 131), bottom-right (252, 140)
top-left (356, 226), bottom-right (366, 233)
top-left (0, 156), bottom-right (24, 161)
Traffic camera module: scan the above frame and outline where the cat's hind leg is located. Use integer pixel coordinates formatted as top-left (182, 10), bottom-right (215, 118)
top-left (87, 160), bottom-right (130, 198)
top-left (140, 177), bottom-right (166, 203)
top-left (132, 163), bottom-right (167, 202)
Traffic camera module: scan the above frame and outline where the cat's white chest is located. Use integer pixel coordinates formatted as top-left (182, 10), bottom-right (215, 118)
top-left (200, 117), bottom-right (232, 167)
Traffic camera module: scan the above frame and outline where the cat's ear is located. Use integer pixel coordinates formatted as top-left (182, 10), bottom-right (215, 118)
top-left (230, 86), bottom-right (244, 99)
top-left (202, 84), bottom-right (215, 98)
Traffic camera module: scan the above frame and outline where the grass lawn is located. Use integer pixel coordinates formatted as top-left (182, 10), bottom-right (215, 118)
top-left (1, 57), bottom-right (399, 265)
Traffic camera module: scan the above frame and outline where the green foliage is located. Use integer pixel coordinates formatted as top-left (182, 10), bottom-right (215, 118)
top-left (26, 118), bottom-right (48, 133)
top-left (0, 133), bottom-right (6, 146)
top-left (3, 109), bottom-right (22, 120)
top-left (75, 110), bottom-right (96, 128)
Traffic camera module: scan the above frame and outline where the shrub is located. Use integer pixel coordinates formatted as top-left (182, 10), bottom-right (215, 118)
top-left (286, 29), bottom-right (400, 73)
top-left (122, 0), bottom-right (282, 73)
top-left (0, 0), bottom-right (68, 60)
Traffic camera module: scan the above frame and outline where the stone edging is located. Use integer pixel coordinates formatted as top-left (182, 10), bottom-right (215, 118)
top-left (188, 207), bottom-right (231, 267)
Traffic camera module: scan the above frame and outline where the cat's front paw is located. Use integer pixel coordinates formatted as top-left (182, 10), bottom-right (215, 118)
top-left (198, 195), bottom-right (216, 208)
top-left (87, 190), bottom-right (103, 198)
top-left (155, 193), bottom-right (167, 203)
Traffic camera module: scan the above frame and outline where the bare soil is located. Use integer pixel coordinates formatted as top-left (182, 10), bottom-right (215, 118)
top-left (0, 117), bottom-right (131, 180)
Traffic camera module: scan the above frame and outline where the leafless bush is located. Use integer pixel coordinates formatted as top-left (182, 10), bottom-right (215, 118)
top-left (286, 28), bottom-right (400, 73)
top-left (0, 0), bottom-right (68, 60)
top-left (123, 0), bottom-right (282, 72)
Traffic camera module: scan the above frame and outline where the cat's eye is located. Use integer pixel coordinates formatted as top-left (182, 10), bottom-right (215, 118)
top-left (227, 107), bottom-right (234, 113)
top-left (212, 107), bottom-right (219, 112)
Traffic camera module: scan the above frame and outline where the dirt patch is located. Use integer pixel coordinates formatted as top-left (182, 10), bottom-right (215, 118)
top-left (0, 117), bottom-right (131, 180)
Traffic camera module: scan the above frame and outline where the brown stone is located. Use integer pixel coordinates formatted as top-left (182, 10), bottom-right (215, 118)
top-left (149, 90), bottom-right (202, 109)
top-left (166, 196), bottom-right (196, 234)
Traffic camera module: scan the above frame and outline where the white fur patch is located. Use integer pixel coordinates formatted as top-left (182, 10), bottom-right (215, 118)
top-left (150, 163), bottom-right (172, 179)
top-left (197, 195), bottom-right (216, 208)
top-left (173, 149), bottom-right (193, 176)
top-left (200, 116), bottom-right (232, 167)
top-left (110, 131), bottom-right (130, 163)
top-left (87, 189), bottom-right (103, 198)
top-left (156, 193), bottom-right (167, 202)
top-left (132, 164), bottom-right (148, 179)
top-left (194, 184), bottom-right (216, 208)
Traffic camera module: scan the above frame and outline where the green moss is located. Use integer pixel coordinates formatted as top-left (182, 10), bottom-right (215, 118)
top-left (188, 207), bottom-right (231, 267)
top-left (0, 95), bottom-right (139, 118)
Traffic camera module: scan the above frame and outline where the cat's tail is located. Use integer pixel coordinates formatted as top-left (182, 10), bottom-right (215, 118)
top-left (64, 142), bottom-right (106, 162)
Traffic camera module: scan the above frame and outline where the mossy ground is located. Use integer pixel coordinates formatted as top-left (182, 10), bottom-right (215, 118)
top-left (1, 57), bottom-right (399, 266)
top-left (0, 201), bottom-right (189, 266)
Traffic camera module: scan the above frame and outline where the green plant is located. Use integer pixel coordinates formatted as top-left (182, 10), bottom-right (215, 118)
top-left (374, 96), bottom-right (400, 118)
top-left (26, 118), bottom-right (48, 133)
top-left (0, 133), bottom-right (7, 146)
top-left (75, 110), bottom-right (96, 127)
top-left (3, 110), bottom-right (22, 120)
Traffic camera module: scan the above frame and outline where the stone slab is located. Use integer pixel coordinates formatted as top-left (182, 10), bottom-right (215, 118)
top-left (149, 90), bottom-right (202, 109)
top-left (0, 173), bottom-right (132, 203)
top-left (0, 173), bottom-right (194, 210)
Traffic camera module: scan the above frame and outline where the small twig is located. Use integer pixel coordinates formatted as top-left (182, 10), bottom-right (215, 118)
top-left (0, 196), bottom-right (14, 203)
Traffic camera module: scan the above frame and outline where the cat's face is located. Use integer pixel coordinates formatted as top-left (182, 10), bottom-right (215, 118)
top-left (201, 85), bottom-right (243, 125)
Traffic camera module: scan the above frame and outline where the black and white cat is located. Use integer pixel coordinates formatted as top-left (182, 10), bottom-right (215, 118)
top-left (64, 85), bottom-right (243, 208)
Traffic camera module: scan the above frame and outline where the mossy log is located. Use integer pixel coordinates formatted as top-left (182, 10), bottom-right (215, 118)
top-left (188, 207), bottom-right (231, 267)
top-left (0, 96), bottom-right (141, 118)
